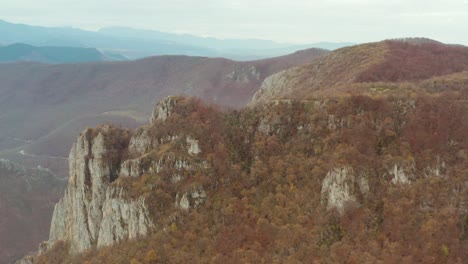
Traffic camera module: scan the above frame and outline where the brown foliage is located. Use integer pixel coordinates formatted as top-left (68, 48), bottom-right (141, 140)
top-left (38, 94), bottom-right (468, 263)
top-left (358, 41), bottom-right (468, 83)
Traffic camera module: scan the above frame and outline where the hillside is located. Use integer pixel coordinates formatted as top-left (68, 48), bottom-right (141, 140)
top-left (252, 39), bottom-right (468, 103)
top-left (0, 49), bottom-right (326, 263)
top-left (23, 92), bottom-right (468, 263)
top-left (0, 48), bottom-right (327, 159)
top-left (0, 159), bottom-right (65, 263)
top-left (12, 39), bottom-right (468, 263)
top-left (0, 43), bottom-right (113, 63)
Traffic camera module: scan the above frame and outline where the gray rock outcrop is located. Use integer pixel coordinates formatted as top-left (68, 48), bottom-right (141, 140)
top-left (321, 167), bottom-right (369, 215)
top-left (187, 137), bottom-right (201, 155)
top-left (18, 96), bottom-right (209, 262)
top-left (389, 162), bottom-right (415, 185)
top-left (47, 126), bottom-right (154, 253)
top-left (175, 186), bottom-right (207, 210)
top-left (151, 96), bottom-right (179, 123)
top-left (251, 70), bottom-right (296, 105)
top-left (97, 188), bottom-right (153, 247)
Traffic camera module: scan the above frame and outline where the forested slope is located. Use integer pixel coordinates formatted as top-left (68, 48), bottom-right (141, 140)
top-left (32, 93), bottom-right (468, 263)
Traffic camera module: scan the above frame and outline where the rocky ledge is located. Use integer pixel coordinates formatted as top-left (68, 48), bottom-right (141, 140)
top-left (18, 96), bottom-right (207, 263)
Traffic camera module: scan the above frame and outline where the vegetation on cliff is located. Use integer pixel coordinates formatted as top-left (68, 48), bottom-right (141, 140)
top-left (36, 91), bottom-right (468, 263)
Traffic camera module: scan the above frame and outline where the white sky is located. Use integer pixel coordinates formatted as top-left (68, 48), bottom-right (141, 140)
top-left (2, 0), bottom-right (468, 44)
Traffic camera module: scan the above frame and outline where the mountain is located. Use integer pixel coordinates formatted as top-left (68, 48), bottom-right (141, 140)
top-left (0, 48), bottom-right (327, 161)
top-left (0, 43), bottom-right (119, 63)
top-left (12, 39), bottom-right (468, 263)
top-left (252, 39), bottom-right (468, 104)
top-left (0, 159), bottom-right (65, 264)
top-left (0, 20), bottom-right (215, 59)
top-left (97, 27), bottom-right (292, 51)
top-left (0, 19), bottom-right (349, 60)
top-left (0, 49), bottom-right (326, 263)
top-left (98, 26), bottom-right (354, 59)
top-left (23, 91), bottom-right (468, 263)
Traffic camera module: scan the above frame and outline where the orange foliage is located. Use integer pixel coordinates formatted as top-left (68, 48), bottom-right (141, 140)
top-left (38, 94), bottom-right (467, 263)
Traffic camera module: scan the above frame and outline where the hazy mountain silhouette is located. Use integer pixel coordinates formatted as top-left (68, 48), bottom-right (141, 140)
top-left (0, 19), bottom-right (351, 60)
top-left (0, 43), bottom-right (121, 63)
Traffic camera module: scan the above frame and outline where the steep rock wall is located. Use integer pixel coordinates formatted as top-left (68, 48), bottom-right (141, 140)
top-left (19, 96), bottom-right (209, 263)
top-left (47, 126), bottom-right (154, 253)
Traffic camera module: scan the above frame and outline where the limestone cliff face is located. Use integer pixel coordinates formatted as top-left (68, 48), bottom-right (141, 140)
top-left (47, 126), bottom-right (153, 253)
top-left (388, 162), bottom-right (415, 185)
top-left (175, 186), bottom-right (207, 210)
top-left (151, 96), bottom-right (179, 123)
top-left (321, 158), bottom-right (450, 215)
top-left (388, 156), bottom-right (447, 185)
top-left (321, 167), bottom-right (369, 215)
top-left (251, 69), bottom-right (297, 105)
top-left (20, 96), bottom-right (209, 262)
top-left (97, 188), bottom-right (153, 248)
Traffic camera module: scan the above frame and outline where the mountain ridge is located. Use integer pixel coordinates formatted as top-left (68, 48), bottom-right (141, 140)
top-left (0, 19), bottom-right (349, 60)
top-left (8, 39), bottom-right (468, 263)
top-left (23, 91), bottom-right (468, 263)
top-left (0, 43), bottom-right (120, 63)
top-left (251, 39), bottom-right (468, 104)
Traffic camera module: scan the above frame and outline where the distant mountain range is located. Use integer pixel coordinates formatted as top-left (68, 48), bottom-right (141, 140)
top-left (0, 43), bottom-right (125, 63)
top-left (0, 19), bottom-right (354, 60)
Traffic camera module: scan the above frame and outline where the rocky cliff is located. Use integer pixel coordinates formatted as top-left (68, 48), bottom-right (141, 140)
top-left (16, 128), bottom-right (135, 263)
top-left (18, 97), bottom-right (210, 262)
top-left (21, 94), bottom-right (468, 263)
top-left (46, 125), bottom-right (153, 253)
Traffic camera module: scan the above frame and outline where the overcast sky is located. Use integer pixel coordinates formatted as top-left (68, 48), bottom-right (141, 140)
top-left (2, 0), bottom-right (468, 44)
